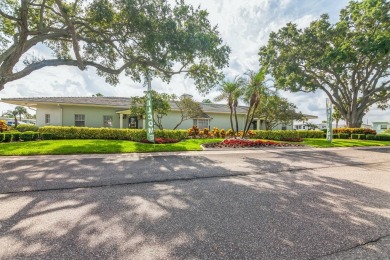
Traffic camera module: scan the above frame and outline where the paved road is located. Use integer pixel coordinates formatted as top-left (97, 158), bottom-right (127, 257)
top-left (0, 147), bottom-right (389, 259)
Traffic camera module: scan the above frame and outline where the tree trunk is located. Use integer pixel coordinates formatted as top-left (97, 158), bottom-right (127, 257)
top-left (229, 106), bottom-right (234, 134)
top-left (234, 105), bottom-right (239, 134)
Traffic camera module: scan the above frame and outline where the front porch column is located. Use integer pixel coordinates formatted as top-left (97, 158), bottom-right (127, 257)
top-left (256, 119), bottom-right (260, 130)
top-left (143, 118), bottom-right (146, 129)
top-left (119, 114), bottom-right (123, 129)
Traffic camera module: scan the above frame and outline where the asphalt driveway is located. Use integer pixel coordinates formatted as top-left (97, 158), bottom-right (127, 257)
top-left (0, 147), bottom-right (389, 259)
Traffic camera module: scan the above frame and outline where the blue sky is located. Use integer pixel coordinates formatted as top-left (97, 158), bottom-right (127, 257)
top-left (0, 0), bottom-right (388, 124)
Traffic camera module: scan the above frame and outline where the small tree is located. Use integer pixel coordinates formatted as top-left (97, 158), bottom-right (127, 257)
top-left (173, 95), bottom-right (203, 130)
top-left (129, 91), bottom-right (172, 130)
top-left (255, 94), bottom-right (302, 130)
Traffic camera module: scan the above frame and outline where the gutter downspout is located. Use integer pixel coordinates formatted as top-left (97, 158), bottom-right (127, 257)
top-left (58, 104), bottom-right (63, 126)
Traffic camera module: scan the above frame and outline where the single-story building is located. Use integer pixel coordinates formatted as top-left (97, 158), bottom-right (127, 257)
top-left (372, 122), bottom-right (390, 134)
top-left (1, 96), bottom-right (316, 131)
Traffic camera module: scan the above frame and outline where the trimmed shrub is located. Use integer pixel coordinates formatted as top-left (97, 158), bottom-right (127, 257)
top-left (38, 126), bottom-right (188, 142)
top-left (333, 134), bottom-right (339, 139)
top-left (40, 133), bottom-right (53, 140)
top-left (2, 133), bottom-right (12, 142)
top-left (339, 133), bottom-right (349, 139)
top-left (358, 134), bottom-right (366, 140)
top-left (20, 131), bottom-right (39, 141)
top-left (351, 134), bottom-right (359, 139)
top-left (250, 130), bottom-right (324, 141)
top-left (12, 132), bottom-right (20, 141)
top-left (0, 133), bottom-right (3, 142)
top-left (366, 134), bottom-right (376, 140)
top-left (333, 128), bottom-right (376, 136)
top-left (16, 124), bottom-right (39, 132)
top-left (375, 134), bottom-right (390, 141)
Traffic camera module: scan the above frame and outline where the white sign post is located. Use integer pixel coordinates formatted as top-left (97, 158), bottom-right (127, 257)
top-left (146, 75), bottom-right (155, 143)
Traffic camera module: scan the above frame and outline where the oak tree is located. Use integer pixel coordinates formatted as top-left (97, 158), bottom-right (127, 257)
top-left (0, 0), bottom-right (230, 92)
top-left (259, 0), bottom-right (390, 127)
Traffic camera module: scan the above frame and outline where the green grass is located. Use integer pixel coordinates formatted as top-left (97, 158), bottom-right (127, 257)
top-left (303, 138), bottom-right (390, 148)
top-left (0, 139), bottom-right (223, 156)
top-left (1, 138), bottom-right (389, 156)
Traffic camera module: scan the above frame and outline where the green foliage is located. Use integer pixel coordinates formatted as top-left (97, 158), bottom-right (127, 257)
top-left (20, 131), bottom-right (39, 141)
top-left (214, 76), bottom-right (246, 133)
top-left (333, 128), bottom-right (376, 136)
top-left (366, 134), bottom-right (376, 140)
top-left (1, 133), bottom-right (12, 142)
top-left (40, 133), bottom-right (53, 140)
top-left (259, 0), bottom-right (390, 127)
top-left (255, 94), bottom-right (303, 130)
top-left (1, 0), bottom-right (230, 92)
top-left (129, 90), bottom-right (172, 130)
top-left (250, 130), bottom-right (324, 140)
top-left (375, 134), bottom-right (390, 141)
top-left (16, 124), bottom-right (39, 132)
top-left (173, 95), bottom-right (204, 130)
top-left (38, 126), bottom-right (188, 141)
top-left (351, 134), bottom-right (359, 139)
top-left (12, 132), bottom-right (20, 141)
top-left (358, 134), bottom-right (366, 140)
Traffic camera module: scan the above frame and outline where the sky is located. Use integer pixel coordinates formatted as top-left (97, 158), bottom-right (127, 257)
top-left (0, 0), bottom-right (388, 124)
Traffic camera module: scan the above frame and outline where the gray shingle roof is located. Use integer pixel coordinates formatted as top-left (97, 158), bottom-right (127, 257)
top-left (1, 97), bottom-right (249, 114)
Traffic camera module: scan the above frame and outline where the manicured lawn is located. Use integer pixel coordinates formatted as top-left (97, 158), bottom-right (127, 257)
top-left (303, 138), bottom-right (390, 148)
top-left (1, 138), bottom-right (389, 156)
top-left (0, 139), bottom-right (223, 156)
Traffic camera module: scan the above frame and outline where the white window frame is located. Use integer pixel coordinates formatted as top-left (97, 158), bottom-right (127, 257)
top-left (45, 114), bottom-right (50, 124)
top-left (380, 124), bottom-right (388, 130)
top-left (103, 115), bottom-right (113, 127)
top-left (75, 114), bottom-right (85, 127)
top-left (193, 119), bottom-right (210, 130)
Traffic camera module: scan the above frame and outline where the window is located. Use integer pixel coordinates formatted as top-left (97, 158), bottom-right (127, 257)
top-left (75, 114), bottom-right (85, 127)
top-left (193, 119), bottom-right (210, 130)
top-left (103, 115), bottom-right (113, 127)
top-left (380, 125), bottom-right (388, 130)
top-left (45, 114), bottom-right (50, 124)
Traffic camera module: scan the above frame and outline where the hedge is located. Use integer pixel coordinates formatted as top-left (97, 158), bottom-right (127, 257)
top-left (0, 133), bottom-right (12, 142)
top-left (250, 130), bottom-right (324, 140)
top-left (375, 134), bottom-right (390, 141)
top-left (333, 128), bottom-right (376, 136)
top-left (20, 131), bottom-right (39, 141)
top-left (16, 124), bottom-right (39, 132)
top-left (38, 126), bottom-right (188, 141)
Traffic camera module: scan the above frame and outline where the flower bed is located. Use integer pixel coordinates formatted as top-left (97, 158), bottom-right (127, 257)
top-left (202, 139), bottom-right (302, 148)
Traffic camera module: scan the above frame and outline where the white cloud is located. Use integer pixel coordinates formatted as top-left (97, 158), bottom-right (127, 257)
top-left (1, 0), bottom-right (389, 124)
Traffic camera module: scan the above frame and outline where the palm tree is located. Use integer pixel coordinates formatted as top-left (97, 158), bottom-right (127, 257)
top-left (14, 106), bottom-right (27, 121)
top-left (11, 110), bottom-right (18, 127)
top-left (332, 106), bottom-right (343, 128)
top-left (214, 76), bottom-right (245, 134)
top-left (242, 69), bottom-right (266, 137)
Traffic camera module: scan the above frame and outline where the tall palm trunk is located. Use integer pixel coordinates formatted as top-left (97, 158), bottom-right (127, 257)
top-left (229, 105), bottom-right (234, 135)
top-left (234, 104), bottom-right (239, 134)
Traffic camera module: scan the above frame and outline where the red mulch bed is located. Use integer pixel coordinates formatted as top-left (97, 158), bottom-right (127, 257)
top-left (140, 138), bottom-right (179, 144)
top-left (202, 139), bottom-right (303, 148)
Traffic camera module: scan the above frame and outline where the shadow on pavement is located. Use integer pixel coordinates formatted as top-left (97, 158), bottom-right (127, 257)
top-left (0, 151), bottom-right (389, 259)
